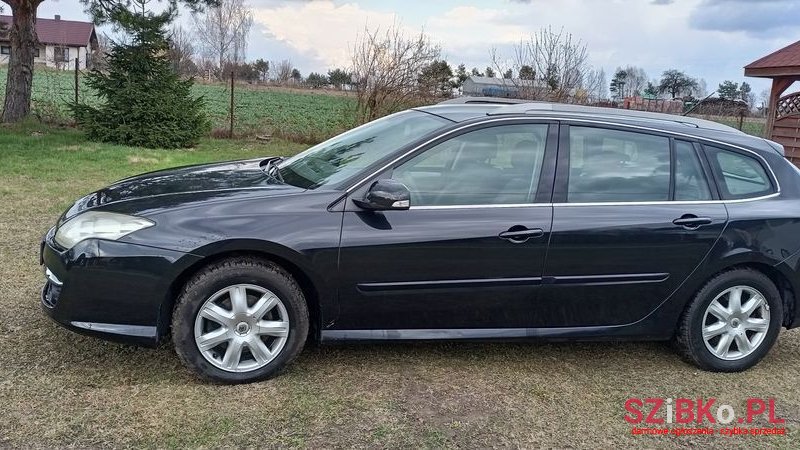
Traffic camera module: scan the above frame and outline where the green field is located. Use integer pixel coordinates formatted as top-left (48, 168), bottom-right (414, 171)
top-left (692, 114), bottom-right (767, 138)
top-left (0, 67), bottom-right (358, 143)
top-left (1, 67), bottom-right (769, 147)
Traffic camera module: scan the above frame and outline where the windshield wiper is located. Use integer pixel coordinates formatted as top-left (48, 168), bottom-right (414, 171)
top-left (261, 157), bottom-right (285, 183)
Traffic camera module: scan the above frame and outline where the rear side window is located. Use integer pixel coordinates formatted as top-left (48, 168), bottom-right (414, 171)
top-left (674, 140), bottom-right (712, 201)
top-left (567, 126), bottom-right (670, 202)
top-left (705, 146), bottom-right (773, 199)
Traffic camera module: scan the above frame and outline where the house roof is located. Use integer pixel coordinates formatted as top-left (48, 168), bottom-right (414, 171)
top-left (744, 39), bottom-right (800, 78)
top-left (0, 15), bottom-right (96, 47)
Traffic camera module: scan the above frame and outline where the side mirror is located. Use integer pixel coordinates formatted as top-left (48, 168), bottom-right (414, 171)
top-left (353, 179), bottom-right (411, 211)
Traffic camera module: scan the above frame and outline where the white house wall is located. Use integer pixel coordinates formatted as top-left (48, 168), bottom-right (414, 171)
top-left (0, 45), bottom-right (88, 69)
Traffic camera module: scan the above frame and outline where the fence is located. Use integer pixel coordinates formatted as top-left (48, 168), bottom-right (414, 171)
top-left (0, 58), bottom-right (97, 124)
top-left (0, 65), bottom-right (358, 144)
top-left (196, 71), bottom-right (357, 143)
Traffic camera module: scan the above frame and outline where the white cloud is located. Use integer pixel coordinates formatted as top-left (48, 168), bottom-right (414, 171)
top-left (252, 1), bottom-right (401, 69)
top-left (425, 6), bottom-right (527, 47)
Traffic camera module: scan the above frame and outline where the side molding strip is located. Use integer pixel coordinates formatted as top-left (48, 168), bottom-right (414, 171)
top-left (357, 277), bottom-right (543, 292)
top-left (321, 326), bottom-right (621, 341)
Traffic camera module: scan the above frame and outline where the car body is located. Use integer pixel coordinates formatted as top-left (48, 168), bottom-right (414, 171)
top-left (41, 99), bottom-right (800, 381)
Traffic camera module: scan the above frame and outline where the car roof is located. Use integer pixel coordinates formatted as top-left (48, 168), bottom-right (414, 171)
top-left (414, 98), bottom-right (778, 156)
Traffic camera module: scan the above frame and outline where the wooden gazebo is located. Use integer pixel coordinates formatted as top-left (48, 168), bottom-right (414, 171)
top-left (745, 40), bottom-right (800, 163)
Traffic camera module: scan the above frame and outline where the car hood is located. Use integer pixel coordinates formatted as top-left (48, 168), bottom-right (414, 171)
top-left (61, 158), bottom-right (304, 220)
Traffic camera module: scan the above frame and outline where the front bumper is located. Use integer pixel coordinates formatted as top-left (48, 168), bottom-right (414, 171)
top-left (40, 229), bottom-right (201, 346)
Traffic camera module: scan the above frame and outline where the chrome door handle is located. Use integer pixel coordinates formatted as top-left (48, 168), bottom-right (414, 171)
top-left (673, 215), bottom-right (713, 229)
top-left (499, 227), bottom-right (544, 243)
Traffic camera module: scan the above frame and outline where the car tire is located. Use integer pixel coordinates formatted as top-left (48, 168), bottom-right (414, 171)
top-left (674, 268), bottom-right (782, 372)
top-left (172, 257), bottom-right (309, 383)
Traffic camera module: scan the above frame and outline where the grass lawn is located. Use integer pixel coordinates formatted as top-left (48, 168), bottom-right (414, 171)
top-left (1, 124), bottom-right (799, 448)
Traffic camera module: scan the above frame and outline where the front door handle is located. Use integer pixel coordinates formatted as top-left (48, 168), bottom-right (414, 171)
top-left (673, 215), bottom-right (713, 229)
top-left (499, 227), bottom-right (544, 243)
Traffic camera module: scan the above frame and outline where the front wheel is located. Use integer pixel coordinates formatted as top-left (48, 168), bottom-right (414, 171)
top-left (674, 268), bottom-right (782, 372)
top-left (172, 257), bottom-right (309, 383)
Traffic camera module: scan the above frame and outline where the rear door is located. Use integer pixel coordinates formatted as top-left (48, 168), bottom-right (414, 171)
top-left (536, 124), bottom-right (728, 327)
top-left (332, 121), bottom-right (558, 332)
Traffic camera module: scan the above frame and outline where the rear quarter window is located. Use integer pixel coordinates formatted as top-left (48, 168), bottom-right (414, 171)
top-left (705, 146), bottom-right (773, 199)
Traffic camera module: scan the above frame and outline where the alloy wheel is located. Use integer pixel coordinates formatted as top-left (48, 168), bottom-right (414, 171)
top-left (701, 285), bottom-right (770, 361)
top-left (194, 284), bottom-right (290, 372)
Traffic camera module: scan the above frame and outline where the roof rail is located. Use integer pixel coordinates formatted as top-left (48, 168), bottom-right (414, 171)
top-left (490, 102), bottom-right (743, 134)
top-left (437, 96), bottom-right (529, 105)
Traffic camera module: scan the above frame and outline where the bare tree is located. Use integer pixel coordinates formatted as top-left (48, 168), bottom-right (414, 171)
top-left (168, 25), bottom-right (197, 77)
top-left (758, 87), bottom-right (770, 115)
top-left (351, 23), bottom-right (440, 122)
top-left (658, 69), bottom-right (698, 99)
top-left (693, 78), bottom-right (708, 99)
top-left (192, 0), bottom-right (253, 79)
top-left (621, 65), bottom-right (648, 96)
top-left (491, 27), bottom-right (590, 102)
top-left (583, 67), bottom-right (607, 103)
top-left (272, 59), bottom-right (293, 84)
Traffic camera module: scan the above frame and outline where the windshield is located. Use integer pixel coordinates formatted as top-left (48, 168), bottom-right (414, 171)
top-left (277, 110), bottom-right (451, 189)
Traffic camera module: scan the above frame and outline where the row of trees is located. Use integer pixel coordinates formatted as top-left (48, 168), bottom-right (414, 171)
top-left (606, 67), bottom-right (762, 109)
top-left (0, 2), bottom-right (771, 127)
top-left (349, 25), bottom-right (608, 120)
top-left (609, 67), bottom-right (706, 100)
top-left (718, 80), bottom-right (754, 104)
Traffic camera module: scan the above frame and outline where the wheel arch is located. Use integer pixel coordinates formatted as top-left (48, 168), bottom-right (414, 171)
top-left (695, 259), bottom-right (796, 329)
top-left (160, 240), bottom-right (329, 342)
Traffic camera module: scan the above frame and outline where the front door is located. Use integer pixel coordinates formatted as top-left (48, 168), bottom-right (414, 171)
top-left (333, 122), bottom-right (557, 332)
top-left (537, 125), bottom-right (728, 327)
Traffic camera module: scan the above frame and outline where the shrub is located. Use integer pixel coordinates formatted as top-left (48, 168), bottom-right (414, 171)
top-left (72, 15), bottom-right (210, 148)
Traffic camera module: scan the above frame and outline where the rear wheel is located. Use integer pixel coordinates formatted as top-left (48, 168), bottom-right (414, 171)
top-left (172, 257), bottom-right (309, 383)
top-left (674, 269), bottom-right (782, 372)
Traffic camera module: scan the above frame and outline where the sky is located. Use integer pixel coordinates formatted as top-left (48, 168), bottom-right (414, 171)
top-left (32, 0), bottom-right (800, 99)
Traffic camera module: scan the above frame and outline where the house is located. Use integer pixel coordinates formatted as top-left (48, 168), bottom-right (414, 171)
top-left (0, 15), bottom-right (98, 69)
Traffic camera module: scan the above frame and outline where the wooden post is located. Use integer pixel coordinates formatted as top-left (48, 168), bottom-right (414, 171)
top-left (738, 110), bottom-right (745, 131)
top-left (229, 70), bottom-right (235, 139)
top-left (74, 57), bottom-right (79, 105)
top-left (766, 77), bottom-right (797, 139)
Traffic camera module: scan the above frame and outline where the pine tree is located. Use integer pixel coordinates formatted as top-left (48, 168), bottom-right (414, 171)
top-left (72, 7), bottom-right (210, 148)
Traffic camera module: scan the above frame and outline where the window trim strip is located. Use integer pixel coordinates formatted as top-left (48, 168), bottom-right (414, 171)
top-left (407, 192), bottom-right (780, 210)
top-left (344, 116), bottom-right (782, 202)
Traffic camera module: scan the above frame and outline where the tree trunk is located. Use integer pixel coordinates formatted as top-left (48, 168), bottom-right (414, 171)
top-left (1, 0), bottom-right (39, 123)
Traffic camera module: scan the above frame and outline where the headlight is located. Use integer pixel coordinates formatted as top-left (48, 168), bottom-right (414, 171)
top-left (54, 211), bottom-right (154, 249)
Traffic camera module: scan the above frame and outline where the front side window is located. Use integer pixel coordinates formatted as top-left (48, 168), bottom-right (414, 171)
top-left (706, 146), bottom-right (772, 199)
top-left (567, 126), bottom-right (670, 202)
top-left (674, 140), bottom-right (712, 201)
top-left (277, 110), bottom-right (450, 189)
top-left (392, 124), bottom-right (548, 206)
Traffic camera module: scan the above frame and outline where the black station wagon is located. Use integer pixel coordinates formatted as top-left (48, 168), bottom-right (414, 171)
top-left (41, 98), bottom-right (800, 383)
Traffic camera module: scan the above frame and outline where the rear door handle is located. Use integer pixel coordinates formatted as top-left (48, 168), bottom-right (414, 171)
top-left (673, 215), bottom-right (713, 229)
top-left (499, 227), bottom-right (544, 243)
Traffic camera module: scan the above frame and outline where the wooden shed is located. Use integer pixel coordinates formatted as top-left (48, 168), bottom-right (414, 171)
top-left (745, 40), bottom-right (800, 163)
